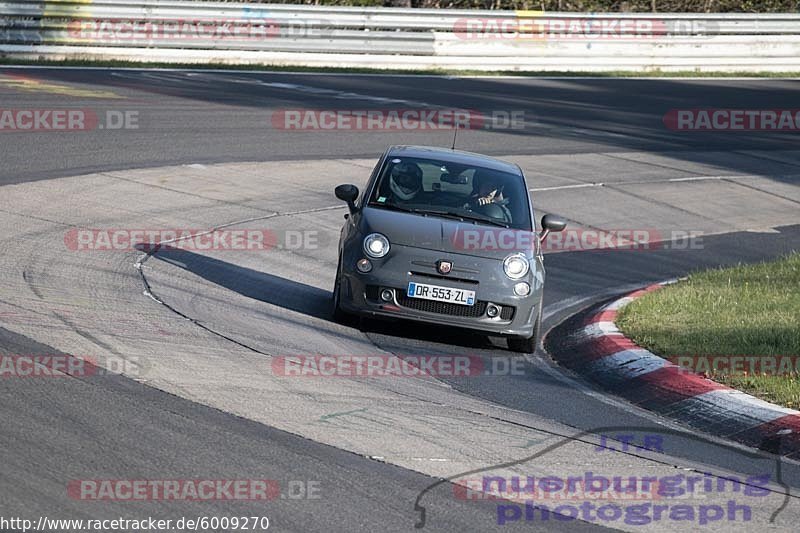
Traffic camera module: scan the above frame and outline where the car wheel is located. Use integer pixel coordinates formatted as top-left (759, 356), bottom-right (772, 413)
top-left (508, 312), bottom-right (542, 353)
top-left (331, 262), bottom-right (354, 324)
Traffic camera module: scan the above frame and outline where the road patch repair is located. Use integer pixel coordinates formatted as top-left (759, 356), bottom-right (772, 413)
top-left (545, 283), bottom-right (800, 459)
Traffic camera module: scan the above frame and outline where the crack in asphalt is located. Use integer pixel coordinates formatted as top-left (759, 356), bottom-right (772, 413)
top-left (133, 206), bottom-right (345, 357)
top-left (599, 152), bottom-right (703, 174)
top-left (0, 207), bottom-right (74, 227)
top-left (724, 177), bottom-right (800, 206)
top-left (100, 172), bottom-right (280, 214)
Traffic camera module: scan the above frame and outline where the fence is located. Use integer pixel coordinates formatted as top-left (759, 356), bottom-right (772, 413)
top-left (1, 0), bottom-right (799, 71)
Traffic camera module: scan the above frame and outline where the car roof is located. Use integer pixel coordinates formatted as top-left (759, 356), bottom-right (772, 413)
top-left (386, 145), bottom-right (522, 175)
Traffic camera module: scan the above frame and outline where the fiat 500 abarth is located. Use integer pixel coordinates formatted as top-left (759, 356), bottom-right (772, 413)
top-left (332, 146), bottom-right (566, 352)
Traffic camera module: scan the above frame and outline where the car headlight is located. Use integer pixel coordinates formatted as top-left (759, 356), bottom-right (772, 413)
top-left (363, 233), bottom-right (390, 258)
top-left (503, 253), bottom-right (529, 279)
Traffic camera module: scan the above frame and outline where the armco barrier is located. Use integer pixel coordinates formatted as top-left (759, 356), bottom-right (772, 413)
top-left (1, 1), bottom-right (800, 71)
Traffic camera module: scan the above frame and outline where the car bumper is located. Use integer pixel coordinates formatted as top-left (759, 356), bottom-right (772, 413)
top-left (338, 246), bottom-right (541, 338)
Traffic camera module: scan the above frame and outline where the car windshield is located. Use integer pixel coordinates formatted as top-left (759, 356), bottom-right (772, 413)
top-left (367, 156), bottom-right (532, 230)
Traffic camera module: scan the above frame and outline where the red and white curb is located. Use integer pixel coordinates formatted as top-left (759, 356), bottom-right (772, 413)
top-left (558, 281), bottom-right (800, 457)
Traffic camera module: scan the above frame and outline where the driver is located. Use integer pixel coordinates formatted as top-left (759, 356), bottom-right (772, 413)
top-left (468, 171), bottom-right (505, 207)
top-left (466, 171), bottom-right (513, 223)
top-left (388, 161), bottom-right (423, 202)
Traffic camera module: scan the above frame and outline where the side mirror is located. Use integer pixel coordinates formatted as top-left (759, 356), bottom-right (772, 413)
top-left (335, 184), bottom-right (359, 214)
top-left (539, 214), bottom-right (567, 242)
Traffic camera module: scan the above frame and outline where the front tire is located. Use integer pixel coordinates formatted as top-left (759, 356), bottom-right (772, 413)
top-left (331, 263), bottom-right (345, 320)
top-left (331, 262), bottom-right (355, 324)
top-left (508, 312), bottom-right (542, 353)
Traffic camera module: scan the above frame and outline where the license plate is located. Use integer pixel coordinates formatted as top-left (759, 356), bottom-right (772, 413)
top-left (407, 282), bottom-right (475, 306)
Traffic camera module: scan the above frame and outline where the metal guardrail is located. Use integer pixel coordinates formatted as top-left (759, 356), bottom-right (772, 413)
top-left (2, 1), bottom-right (800, 71)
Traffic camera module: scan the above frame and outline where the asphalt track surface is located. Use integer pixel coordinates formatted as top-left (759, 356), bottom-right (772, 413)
top-left (1, 69), bottom-right (800, 184)
top-left (1, 68), bottom-right (800, 532)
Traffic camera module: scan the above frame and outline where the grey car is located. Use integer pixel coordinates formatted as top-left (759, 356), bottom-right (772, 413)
top-left (332, 146), bottom-right (566, 352)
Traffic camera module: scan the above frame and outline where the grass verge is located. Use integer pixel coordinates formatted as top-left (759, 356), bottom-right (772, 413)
top-left (1, 58), bottom-right (799, 78)
top-left (617, 252), bottom-right (800, 408)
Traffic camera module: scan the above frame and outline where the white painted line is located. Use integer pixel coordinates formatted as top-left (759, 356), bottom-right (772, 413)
top-left (530, 183), bottom-right (603, 192)
top-left (665, 389), bottom-right (800, 436)
top-left (602, 296), bottom-right (634, 311)
top-left (698, 389), bottom-right (800, 417)
top-left (588, 349), bottom-right (670, 380)
top-left (668, 175), bottom-right (746, 182)
top-left (254, 80), bottom-right (458, 110)
top-left (575, 321), bottom-right (621, 339)
top-left (528, 174), bottom-right (771, 193)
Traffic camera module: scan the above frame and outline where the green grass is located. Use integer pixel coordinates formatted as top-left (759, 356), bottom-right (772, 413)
top-left (617, 252), bottom-right (800, 408)
top-left (1, 58), bottom-right (800, 78)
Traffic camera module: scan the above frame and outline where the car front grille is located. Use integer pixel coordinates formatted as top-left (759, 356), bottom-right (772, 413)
top-left (409, 271), bottom-right (479, 285)
top-left (395, 289), bottom-right (515, 320)
top-left (398, 292), bottom-right (487, 318)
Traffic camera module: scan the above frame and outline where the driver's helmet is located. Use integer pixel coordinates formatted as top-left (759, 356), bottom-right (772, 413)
top-left (389, 161), bottom-right (423, 201)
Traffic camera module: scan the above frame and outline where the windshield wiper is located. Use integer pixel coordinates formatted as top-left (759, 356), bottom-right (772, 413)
top-left (368, 203), bottom-right (422, 214)
top-left (456, 214), bottom-right (510, 228)
top-left (412, 208), bottom-right (510, 228)
top-left (369, 203), bottom-right (510, 228)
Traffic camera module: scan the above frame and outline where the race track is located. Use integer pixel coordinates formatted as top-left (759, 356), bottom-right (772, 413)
top-left (1, 68), bottom-right (799, 532)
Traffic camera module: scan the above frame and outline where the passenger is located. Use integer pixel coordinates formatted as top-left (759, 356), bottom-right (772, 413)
top-left (388, 161), bottom-right (423, 203)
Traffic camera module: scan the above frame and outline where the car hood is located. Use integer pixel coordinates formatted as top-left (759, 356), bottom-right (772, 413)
top-left (360, 206), bottom-right (536, 260)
